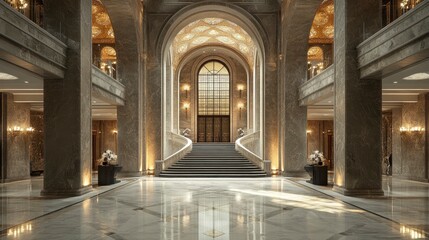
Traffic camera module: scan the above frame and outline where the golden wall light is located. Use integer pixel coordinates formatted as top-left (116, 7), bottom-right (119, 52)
top-left (400, 126), bottom-right (425, 133)
top-left (237, 102), bottom-right (244, 119)
top-left (183, 84), bottom-right (190, 98)
top-left (112, 129), bottom-right (118, 134)
top-left (237, 84), bottom-right (245, 98)
top-left (306, 129), bottom-right (312, 134)
top-left (183, 102), bottom-right (190, 119)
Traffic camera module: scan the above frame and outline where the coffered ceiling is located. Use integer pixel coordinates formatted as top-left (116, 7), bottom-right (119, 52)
top-left (309, 0), bottom-right (334, 44)
top-left (92, 0), bottom-right (115, 44)
top-left (172, 18), bottom-right (255, 69)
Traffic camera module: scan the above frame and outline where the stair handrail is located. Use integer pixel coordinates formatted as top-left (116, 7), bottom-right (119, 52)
top-left (155, 132), bottom-right (192, 176)
top-left (235, 131), bottom-right (271, 176)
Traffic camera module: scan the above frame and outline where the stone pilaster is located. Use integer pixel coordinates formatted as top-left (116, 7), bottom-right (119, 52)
top-left (280, 1), bottom-right (317, 176)
top-left (333, 0), bottom-right (383, 196)
top-left (102, 0), bottom-right (144, 176)
top-left (42, 0), bottom-right (92, 196)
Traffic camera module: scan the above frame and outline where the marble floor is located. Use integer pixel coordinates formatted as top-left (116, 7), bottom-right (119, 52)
top-left (0, 176), bottom-right (427, 240)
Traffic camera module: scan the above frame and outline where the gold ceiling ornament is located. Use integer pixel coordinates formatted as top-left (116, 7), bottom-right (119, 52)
top-left (309, 0), bottom-right (334, 43)
top-left (307, 46), bottom-right (324, 61)
top-left (172, 17), bottom-right (256, 69)
top-left (323, 25), bottom-right (334, 38)
top-left (96, 12), bottom-right (111, 26)
top-left (101, 46), bottom-right (117, 60)
top-left (92, 5), bottom-right (99, 14)
top-left (92, 26), bottom-right (101, 38)
top-left (313, 12), bottom-right (329, 26)
top-left (92, 0), bottom-right (115, 43)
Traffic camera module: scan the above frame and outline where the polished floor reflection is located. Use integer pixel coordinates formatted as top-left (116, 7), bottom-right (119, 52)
top-left (1, 177), bottom-right (428, 239)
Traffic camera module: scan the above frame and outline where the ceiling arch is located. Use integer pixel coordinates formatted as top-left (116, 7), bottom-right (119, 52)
top-left (172, 18), bottom-right (255, 69)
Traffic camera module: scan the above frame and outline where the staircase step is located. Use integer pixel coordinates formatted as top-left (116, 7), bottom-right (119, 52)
top-left (160, 143), bottom-right (267, 178)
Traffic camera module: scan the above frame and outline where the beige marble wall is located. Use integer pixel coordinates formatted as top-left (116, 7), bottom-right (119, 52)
top-left (392, 94), bottom-right (428, 181)
top-left (92, 120), bottom-right (118, 169)
top-left (3, 94), bottom-right (31, 182)
top-left (306, 120), bottom-right (334, 168)
top-left (30, 111), bottom-right (44, 172)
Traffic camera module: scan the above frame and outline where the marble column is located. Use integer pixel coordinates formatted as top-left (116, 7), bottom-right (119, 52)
top-left (280, 1), bottom-right (316, 177)
top-left (102, 0), bottom-right (144, 176)
top-left (0, 93), bottom-right (31, 182)
top-left (42, 0), bottom-right (92, 196)
top-left (333, 0), bottom-right (383, 196)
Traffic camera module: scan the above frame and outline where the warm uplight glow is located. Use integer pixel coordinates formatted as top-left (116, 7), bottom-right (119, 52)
top-left (306, 130), bottom-right (312, 134)
top-left (271, 169), bottom-right (280, 175)
top-left (237, 102), bottom-right (244, 109)
top-left (147, 168), bottom-right (155, 175)
top-left (7, 126), bottom-right (35, 135)
top-left (82, 172), bottom-right (91, 187)
top-left (237, 84), bottom-right (244, 91)
top-left (400, 126), bottom-right (425, 133)
top-left (400, 225), bottom-right (426, 239)
top-left (112, 129), bottom-right (118, 134)
top-left (7, 223), bottom-right (32, 238)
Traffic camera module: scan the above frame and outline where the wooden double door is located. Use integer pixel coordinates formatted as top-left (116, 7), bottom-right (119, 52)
top-left (197, 116), bottom-right (230, 142)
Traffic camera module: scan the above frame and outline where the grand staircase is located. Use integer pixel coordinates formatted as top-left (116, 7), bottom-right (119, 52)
top-left (159, 143), bottom-right (267, 177)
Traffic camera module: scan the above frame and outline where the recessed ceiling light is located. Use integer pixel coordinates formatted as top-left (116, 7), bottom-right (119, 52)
top-left (24, 81), bottom-right (29, 84)
top-left (393, 81), bottom-right (398, 84)
top-left (0, 72), bottom-right (18, 80)
top-left (403, 73), bottom-right (429, 80)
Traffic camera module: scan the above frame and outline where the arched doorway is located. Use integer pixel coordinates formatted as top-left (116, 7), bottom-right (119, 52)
top-left (197, 60), bottom-right (231, 142)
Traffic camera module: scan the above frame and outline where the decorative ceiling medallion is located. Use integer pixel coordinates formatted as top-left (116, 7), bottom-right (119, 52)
top-left (310, 27), bottom-right (317, 38)
top-left (323, 26), bottom-right (334, 38)
top-left (177, 44), bottom-right (188, 53)
top-left (203, 18), bottom-right (223, 25)
top-left (326, 4), bottom-right (334, 14)
top-left (314, 12), bottom-right (328, 26)
top-left (308, 46), bottom-right (324, 61)
top-left (217, 36), bottom-right (235, 45)
top-left (96, 12), bottom-right (111, 25)
top-left (92, 26), bottom-right (101, 37)
top-left (217, 26), bottom-right (235, 33)
top-left (192, 37), bottom-right (210, 45)
top-left (192, 26), bottom-right (210, 33)
top-left (101, 46), bottom-right (117, 60)
top-left (92, 0), bottom-right (115, 43)
top-left (172, 17), bottom-right (255, 69)
top-left (92, 5), bottom-right (99, 14)
top-left (309, 0), bottom-right (334, 42)
top-left (107, 28), bottom-right (115, 38)
top-left (182, 34), bottom-right (195, 41)
top-left (208, 30), bottom-right (220, 36)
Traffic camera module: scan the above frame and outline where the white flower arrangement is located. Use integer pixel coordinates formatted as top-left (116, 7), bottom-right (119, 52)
top-left (308, 150), bottom-right (325, 165)
top-left (101, 149), bottom-right (118, 165)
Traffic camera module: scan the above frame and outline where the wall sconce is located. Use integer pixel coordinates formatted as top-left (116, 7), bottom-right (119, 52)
top-left (306, 130), bottom-right (312, 134)
top-left (237, 102), bottom-right (244, 120)
top-left (400, 126), bottom-right (425, 133)
top-left (112, 129), bottom-right (118, 134)
top-left (183, 84), bottom-right (190, 98)
top-left (237, 84), bottom-right (244, 98)
top-left (183, 102), bottom-right (190, 119)
top-left (7, 126), bottom-right (34, 136)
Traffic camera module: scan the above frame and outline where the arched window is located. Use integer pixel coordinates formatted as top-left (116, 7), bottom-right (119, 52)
top-left (198, 61), bottom-right (230, 116)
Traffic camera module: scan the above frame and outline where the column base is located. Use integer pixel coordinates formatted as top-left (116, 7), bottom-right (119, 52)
top-left (282, 170), bottom-right (307, 177)
top-left (333, 185), bottom-right (384, 196)
top-left (41, 185), bottom-right (92, 197)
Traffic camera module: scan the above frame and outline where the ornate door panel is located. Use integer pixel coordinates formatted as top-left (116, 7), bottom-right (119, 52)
top-left (221, 117), bottom-right (230, 142)
top-left (197, 116), bottom-right (230, 142)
